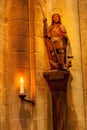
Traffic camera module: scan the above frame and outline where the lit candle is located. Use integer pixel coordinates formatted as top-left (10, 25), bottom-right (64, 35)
top-left (20, 77), bottom-right (24, 94)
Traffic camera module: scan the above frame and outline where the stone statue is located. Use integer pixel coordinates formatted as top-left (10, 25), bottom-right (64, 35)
top-left (43, 13), bottom-right (72, 70)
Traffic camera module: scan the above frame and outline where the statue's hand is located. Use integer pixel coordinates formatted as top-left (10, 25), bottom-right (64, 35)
top-left (43, 18), bottom-right (47, 23)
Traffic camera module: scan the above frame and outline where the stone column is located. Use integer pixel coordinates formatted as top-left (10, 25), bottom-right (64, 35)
top-left (79, 0), bottom-right (87, 129)
top-left (0, 0), bottom-right (8, 130)
top-left (31, 1), bottom-right (51, 130)
top-left (64, 1), bottom-right (85, 129)
top-left (6, 0), bottom-right (33, 130)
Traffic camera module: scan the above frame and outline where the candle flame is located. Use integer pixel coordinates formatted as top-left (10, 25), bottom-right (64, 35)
top-left (20, 77), bottom-right (24, 83)
top-left (20, 77), bottom-right (24, 94)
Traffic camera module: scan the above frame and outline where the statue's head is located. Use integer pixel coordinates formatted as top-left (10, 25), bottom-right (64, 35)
top-left (52, 13), bottom-right (61, 24)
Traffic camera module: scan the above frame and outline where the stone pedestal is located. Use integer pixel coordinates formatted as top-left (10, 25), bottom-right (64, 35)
top-left (43, 69), bottom-right (70, 130)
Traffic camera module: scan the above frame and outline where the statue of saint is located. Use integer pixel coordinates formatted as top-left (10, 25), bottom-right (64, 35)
top-left (43, 13), bottom-right (72, 70)
top-left (43, 13), bottom-right (73, 130)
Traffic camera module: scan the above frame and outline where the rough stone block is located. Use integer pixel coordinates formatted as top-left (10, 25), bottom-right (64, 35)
top-left (7, 21), bottom-right (29, 35)
top-left (6, 4), bottom-right (28, 21)
top-left (8, 35), bottom-right (29, 52)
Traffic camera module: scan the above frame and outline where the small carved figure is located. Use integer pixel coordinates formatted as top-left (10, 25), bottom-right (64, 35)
top-left (43, 13), bottom-right (72, 70)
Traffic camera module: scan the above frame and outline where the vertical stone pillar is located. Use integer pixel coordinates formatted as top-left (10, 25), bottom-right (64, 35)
top-left (59, 0), bottom-right (85, 129)
top-left (6, 0), bottom-right (32, 130)
top-left (0, 1), bottom-right (8, 130)
top-left (79, 0), bottom-right (87, 129)
top-left (31, 1), bottom-right (51, 130)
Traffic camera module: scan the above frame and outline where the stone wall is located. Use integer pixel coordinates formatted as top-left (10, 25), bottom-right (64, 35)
top-left (79, 0), bottom-right (87, 129)
top-left (33, 0), bottom-right (86, 130)
top-left (0, 0), bottom-right (7, 129)
top-left (0, 0), bottom-right (86, 130)
top-left (31, 1), bottom-right (52, 130)
top-left (5, 0), bottom-right (33, 130)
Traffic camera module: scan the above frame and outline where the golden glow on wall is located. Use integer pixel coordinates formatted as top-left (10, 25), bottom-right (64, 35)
top-left (14, 69), bottom-right (28, 91)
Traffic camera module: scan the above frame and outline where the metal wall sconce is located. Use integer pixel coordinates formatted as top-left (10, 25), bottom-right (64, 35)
top-left (19, 94), bottom-right (35, 105)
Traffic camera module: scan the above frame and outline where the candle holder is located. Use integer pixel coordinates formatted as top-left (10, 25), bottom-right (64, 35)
top-left (19, 94), bottom-right (35, 105)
